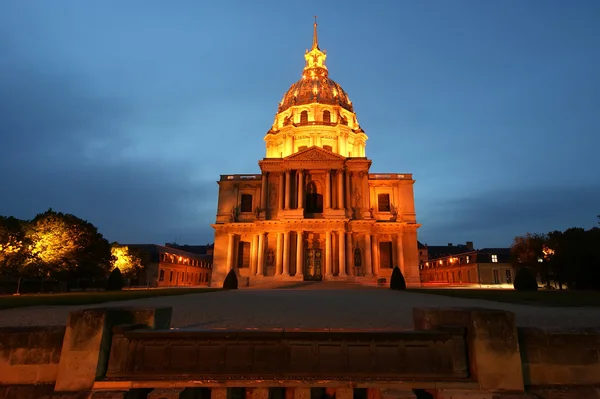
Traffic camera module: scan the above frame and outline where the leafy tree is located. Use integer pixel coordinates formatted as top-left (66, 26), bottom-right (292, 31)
top-left (511, 233), bottom-right (548, 285)
top-left (0, 216), bottom-right (33, 277)
top-left (111, 244), bottom-right (145, 279)
top-left (26, 209), bottom-right (113, 280)
top-left (390, 266), bottom-right (406, 290)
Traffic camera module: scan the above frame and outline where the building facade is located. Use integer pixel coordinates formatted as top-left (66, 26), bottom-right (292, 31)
top-left (211, 21), bottom-right (421, 287)
top-left (419, 243), bottom-right (514, 287)
top-left (128, 244), bottom-right (213, 288)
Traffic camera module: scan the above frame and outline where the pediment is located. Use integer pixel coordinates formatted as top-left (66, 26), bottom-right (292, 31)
top-left (284, 146), bottom-right (346, 162)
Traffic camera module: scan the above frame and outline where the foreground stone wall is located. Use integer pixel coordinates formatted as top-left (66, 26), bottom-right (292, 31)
top-left (519, 327), bottom-right (600, 386)
top-left (0, 326), bottom-right (65, 385)
top-left (1, 306), bottom-right (600, 399)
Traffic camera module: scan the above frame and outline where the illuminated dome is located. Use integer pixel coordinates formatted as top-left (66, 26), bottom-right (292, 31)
top-left (265, 18), bottom-right (368, 159)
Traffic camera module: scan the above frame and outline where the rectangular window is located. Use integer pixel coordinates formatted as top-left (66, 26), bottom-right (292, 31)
top-left (491, 254), bottom-right (498, 263)
top-left (466, 256), bottom-right (470, 264)
top-left (169, 271), bottom-right (173, 282)
top-left (458, 270), bottom-right (462, 283)
top-left (240, 194), bottom-right (253, 213)
top-left (377, 193), bottom-right (391, 212)
top-left (159, 270), bottom-right (165, 281)
top-left (467, 270), bottom-right (471, 283)
top-left (493, 269), bottom-right (500, 284)
top-left (237, 242), bottom-right (251, 268)
top-left (505, 269), bottom-right (512, 284)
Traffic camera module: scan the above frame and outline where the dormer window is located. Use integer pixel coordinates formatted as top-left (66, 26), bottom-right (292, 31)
top-left (323, 110), bottom-right (331, 122)
top-left (300, 111), bottom-right (308, 124)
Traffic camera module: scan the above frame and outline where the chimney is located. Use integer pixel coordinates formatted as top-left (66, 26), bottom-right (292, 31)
top-left (448, 243), bottom-right (453, 247)
top-left (466, 241), bottom-right (474, 250)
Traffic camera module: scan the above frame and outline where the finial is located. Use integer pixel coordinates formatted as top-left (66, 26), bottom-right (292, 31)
top-left (312, 16), bottom-right (319, 50)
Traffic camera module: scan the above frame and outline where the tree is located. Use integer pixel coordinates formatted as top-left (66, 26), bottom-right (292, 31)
top-left (106, 267), bottom-right (124, 291)
top-left (513, 267), bottom-right (538, 291)
top-left (26, 209), bottom-right (113, 280)
top-left (111, 244), bottom-right (144, 279)
top-left (223, 269), bottom-right (238, 289)
top-left (511, 233), bottom-right (548, 286)
top-left (0, 216), bottom-right (31, 277)
top-left (390, 266), bottom-right (406, 290)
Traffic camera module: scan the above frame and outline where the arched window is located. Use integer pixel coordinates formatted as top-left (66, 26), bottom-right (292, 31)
top-left (305, 181), bottom-right (323, 213)
top-left (300, 110), bottom-right (308, 124)
top-left (323, 110), bottom-right (331, 122)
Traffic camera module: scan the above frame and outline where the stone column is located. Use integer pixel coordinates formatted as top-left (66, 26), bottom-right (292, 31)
top-left (338, 230), bottom-right (346, 277)
top-left (345, 170), bottom-right (352, 214)
top-left (372, 235), bottom-right (379, 276)
top-left (337, 169), bottom-right (344, 209)
top-left (362, 172), bottom-right (370, 212)
top-left (396, 233), bottom-right (405, 273)
top-left (226, 233), bottom-right (235, 272)
top-left (261, 173), bottom-right (268, 209)
top-left (325, 230), bottom-right (333, 276)
top-left (296, 231), bottom-right (304, 278)
top-left (364, 234), bottom-right (373, 276)
top-left (278, 172), bottom-right (284, 210)
top-left (283, 231), bottom-right (290, 276)
top-left (285, 169), bottom-right (291, 209)
top-left (250, 234), bottom-right (258, 275)
top-left (325, 170), bottom-right (331, 209)
top-left (257, 233), bottom-right (265, 276)
top-left (346, 232), bottom-right (353, 276)
top-left (276, 232), bottom-right (283, 275)
top-left (297, 169), bottom-right (304, 209)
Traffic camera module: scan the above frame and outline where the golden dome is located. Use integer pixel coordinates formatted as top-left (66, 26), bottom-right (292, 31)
top-left (277, 19), bottom-right (354, 114)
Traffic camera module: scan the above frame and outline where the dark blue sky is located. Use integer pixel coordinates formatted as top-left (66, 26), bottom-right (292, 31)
top-left (1, 0), bottom-right (599, 248)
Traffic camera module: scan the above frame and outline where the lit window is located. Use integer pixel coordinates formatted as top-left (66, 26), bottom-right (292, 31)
top-left (491, 254), bottom-right (498, 263)
top-left (466, 256), bottom-right (470, 264)
top-left (378, 194), bottom-right (390, 212)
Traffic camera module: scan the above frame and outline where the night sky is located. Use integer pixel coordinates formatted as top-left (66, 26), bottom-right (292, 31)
top-left (1, 1), bottom-right (599, 249)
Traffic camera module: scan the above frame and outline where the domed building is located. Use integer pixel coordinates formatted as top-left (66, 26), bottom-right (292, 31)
top-left (211, 20), bottom-right (421, 287)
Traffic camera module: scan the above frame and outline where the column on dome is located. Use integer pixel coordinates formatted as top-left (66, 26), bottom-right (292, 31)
top-left (226, 233), bottom-right (235, 272)
top-left (325, 230), bottom-right (332, 276)
top-left (364, 234), bottom-right (373, 277)
top-left (285, 134), bottom-right (293, 155)
top-left (325, 170), bottom-right (331, 209)
top-left (282, 231), bottom-right (290, 276)
top-left (257, 233), bottom-right (265, 276)
top-left (278, 172), bottom-right (284, 211)
top-left (261, 173), bottom-right (268, 210)
top-left (338, 230), bottom-right (346, 277)
top-left (284, 169), bottom-right (291, 209)
top-left (297, 169), bottom-right (304, 209)
top-left (296, 231), bottom-right (304, 277)
top-left (275, 232), bottom-right (283, 275)
top-left (337, 169), bottom-right (344, 209)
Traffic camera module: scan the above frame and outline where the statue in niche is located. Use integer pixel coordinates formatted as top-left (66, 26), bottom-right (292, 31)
top-left (254, 207), bottom-right (260, 218)
top-left (269, 185), bottom-right (277, 206)
top-left (230, 206), bottom-right (236, 222)
top-left (369, 207), bottom-right (375, 219)
top-left (267, 249), bottom-right (275, 268)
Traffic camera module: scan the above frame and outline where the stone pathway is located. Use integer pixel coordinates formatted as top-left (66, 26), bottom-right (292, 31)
top-left (1, 282), bottom-right (599, 330)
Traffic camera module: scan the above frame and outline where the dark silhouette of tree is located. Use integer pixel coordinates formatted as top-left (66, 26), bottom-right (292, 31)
top-left (513, 267), bottom-right (538, 291)
top-left (390, 266), bottom-right (406, 290)
top-left (106, 267), bottom-right (124, 291)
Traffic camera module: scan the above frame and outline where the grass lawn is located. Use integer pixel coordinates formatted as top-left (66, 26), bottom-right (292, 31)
top-left (408, 288), bottom-right (600, 307)
top-left (0, 287), bottom-right (219, 310)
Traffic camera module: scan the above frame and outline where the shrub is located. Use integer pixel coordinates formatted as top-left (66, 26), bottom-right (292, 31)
top-left (223, 269), bottom-right (238, 290)
top-left (106, 268), bottom-right (124, 291)
top-left (513, 267), bottom-right (538, 291)
top-left (390, 266), bottom-right (406, 290)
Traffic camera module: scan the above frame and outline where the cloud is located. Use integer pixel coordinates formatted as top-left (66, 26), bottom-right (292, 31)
top-left (418, 184), bottom-right (600, 248)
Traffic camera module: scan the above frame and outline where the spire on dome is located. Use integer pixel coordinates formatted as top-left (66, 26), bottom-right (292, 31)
top-left (312, 16), bottom-right (319, 50)
top-left (304, 17), bottom-right (327, 75)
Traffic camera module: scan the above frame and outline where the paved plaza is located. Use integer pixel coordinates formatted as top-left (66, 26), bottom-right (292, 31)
top-left (1, 282), bottom-right (599, 329)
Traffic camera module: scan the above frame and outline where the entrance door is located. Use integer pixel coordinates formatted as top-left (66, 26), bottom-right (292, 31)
top-left (304, 248), bottom-right (323, 281)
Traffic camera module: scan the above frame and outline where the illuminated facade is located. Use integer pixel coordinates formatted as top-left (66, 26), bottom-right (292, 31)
top-left (211, 21), bottom-right (421, 287)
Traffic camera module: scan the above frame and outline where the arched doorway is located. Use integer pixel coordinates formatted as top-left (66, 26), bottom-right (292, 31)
top-left (354, 248), bottom-right (363, 276)
top-left (304, 248), bottom-right (323, 281)
top-left (305, 181), bottom-right (323, 214)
